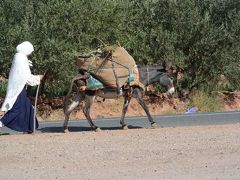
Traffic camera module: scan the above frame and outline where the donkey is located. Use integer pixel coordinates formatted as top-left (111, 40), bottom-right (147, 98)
top-left (63, 65), bottom-right (175, 132)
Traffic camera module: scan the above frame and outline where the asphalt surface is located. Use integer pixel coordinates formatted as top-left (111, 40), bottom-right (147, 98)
top-left (1, 111), bottom-right (240, 135)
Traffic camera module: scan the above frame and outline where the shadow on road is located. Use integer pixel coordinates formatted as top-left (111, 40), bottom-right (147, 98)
top-left (0, 132), bottom-right (10, 136)
top-left (39, 125), bottom-right (143, 133)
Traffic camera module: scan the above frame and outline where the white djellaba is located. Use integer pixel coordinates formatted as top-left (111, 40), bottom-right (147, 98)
top-left (1, 41), bottom-right (40, 114)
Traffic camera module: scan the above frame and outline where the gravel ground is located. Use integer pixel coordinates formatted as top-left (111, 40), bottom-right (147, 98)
top-left (1, 124), bottom-right (240, 180)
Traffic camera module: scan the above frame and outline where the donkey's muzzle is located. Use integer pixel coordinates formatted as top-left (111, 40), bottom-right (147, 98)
top-left (167, 87), bottom-right (175, 97)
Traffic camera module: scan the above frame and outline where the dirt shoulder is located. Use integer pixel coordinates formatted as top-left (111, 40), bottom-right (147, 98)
top-left (1, 124), bottom-right (240, 180)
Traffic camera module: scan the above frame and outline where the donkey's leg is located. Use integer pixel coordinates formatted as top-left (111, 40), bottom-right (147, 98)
top-left (120, 95), bottom-right (132, 130)
top-left (63, 78), bottom-right (77, 133)
top-left (63, 92), bottom-right (82, 133)
top-left (133, 88), bottom-right (157, 128)
top-left (83, 94), bottom-right (101, 132)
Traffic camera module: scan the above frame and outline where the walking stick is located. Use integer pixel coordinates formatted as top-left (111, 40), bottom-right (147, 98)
top-left (33, 80), bottom-right (40, 134)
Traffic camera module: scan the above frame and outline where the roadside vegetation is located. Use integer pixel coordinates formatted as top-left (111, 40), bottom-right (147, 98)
top-left (0, 0), bottom-right (239, 113)
top-left (188, 90), bottom-right (225, 112)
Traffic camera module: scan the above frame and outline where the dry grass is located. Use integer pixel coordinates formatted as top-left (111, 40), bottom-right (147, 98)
top-left (189, 90), bottom-right (225, 112)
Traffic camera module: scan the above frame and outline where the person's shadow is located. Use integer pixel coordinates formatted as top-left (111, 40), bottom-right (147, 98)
top-left (0, 132), bottom-right (10, 136)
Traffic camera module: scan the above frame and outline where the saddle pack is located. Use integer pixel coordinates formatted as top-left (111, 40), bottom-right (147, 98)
top-left (76, 46), bottom-right (142, 91)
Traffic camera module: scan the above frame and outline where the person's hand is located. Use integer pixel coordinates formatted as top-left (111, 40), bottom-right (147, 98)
top-left (0, 111), bottom-right (5, 117)
top-left (39, 75), bottom-right (44, 80)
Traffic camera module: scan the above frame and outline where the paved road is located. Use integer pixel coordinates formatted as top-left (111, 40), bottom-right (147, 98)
top-left (1, 111), bottom-right (240, 135)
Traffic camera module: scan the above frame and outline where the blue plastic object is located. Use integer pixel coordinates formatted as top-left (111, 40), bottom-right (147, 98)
top-left (185, 107), bottom-right (198, 114)
top-left (86, 75), bottom-right (104, 90)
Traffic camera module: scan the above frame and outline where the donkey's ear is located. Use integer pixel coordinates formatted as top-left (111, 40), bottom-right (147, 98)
top-left (160, 61), bottom-right (174, 74)
top-left (157, 64), bottom-right (167, 72)
top-left (162, 61), bottom-right (173, 72)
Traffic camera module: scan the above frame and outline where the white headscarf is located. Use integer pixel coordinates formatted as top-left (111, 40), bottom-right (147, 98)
top-left (16, 41), bottom-right (34, 67)
top-left (1, 41), bottom-right (40, 112)
top-left (16, 41), bottom-right (34, 56)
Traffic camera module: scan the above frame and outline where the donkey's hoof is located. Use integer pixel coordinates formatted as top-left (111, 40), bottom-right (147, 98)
top-left (64, 128), bottom-right (69, 133)
top-left (95, 127), bottom-right (102, 132)
top-left (151, 122), bottom-right (158, 128)
top-left (122, 124), bottom-right (128, 130)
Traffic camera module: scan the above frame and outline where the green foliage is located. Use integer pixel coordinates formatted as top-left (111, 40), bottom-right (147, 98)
top-left (0, 80), bottom-right (7, 96)
top-left (0, 0), bottom-right (239, 97)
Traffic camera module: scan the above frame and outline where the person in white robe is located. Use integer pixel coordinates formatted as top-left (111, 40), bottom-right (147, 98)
top-left (0, 41), bottom-right (43, 132)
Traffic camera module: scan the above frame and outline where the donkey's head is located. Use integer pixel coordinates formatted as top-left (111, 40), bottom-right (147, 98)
top-left (158, 71), bottom-right (175, 97)
top-left (139, 65), bottom-right (175, 97)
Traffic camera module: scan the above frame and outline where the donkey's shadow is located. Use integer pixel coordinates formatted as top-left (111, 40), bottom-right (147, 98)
top-left (39, 125), bottom-right (143, 133)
